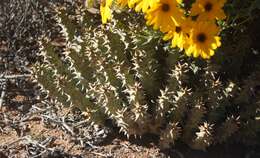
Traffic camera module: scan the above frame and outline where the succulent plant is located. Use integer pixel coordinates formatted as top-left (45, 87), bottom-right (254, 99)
top-left (31, 0), bottom-right (260, 150)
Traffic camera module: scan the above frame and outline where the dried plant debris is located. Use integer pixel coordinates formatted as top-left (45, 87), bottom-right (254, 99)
top-left (0, 100), bottom-right (111, 158)
top-left (0, 101), bottom-right (165, 157)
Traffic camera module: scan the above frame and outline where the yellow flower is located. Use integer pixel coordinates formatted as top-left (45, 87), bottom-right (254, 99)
top-left (127, 0), bottom-right (137, 8)
top-left (184, 22), bottom-right (221, 59)
top-left (128, 0), bottom-right (158, 12)
top-left (117, 0), bottom-right (129, 7)
top-left (190, 0), bottom-right (227, 21)
top-left (163, 17), bottom-right (191, 50)
top-left (145, 0), bottom-right (183, 33)
top-left (176, 0), bottom-right (183, 4)
top-left (100, 0), bottom-right (113, 24)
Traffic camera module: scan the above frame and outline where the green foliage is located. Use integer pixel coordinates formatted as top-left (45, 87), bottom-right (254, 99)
top-left (33, 1), bottom-right (260, 150)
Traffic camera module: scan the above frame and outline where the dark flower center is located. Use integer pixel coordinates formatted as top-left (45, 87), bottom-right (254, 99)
top-left (175, 26), bottom-right (182, 33)
top-left (197, 33), bottom-right (207, 43)
top-left (162, 3), bottom-right (170, 12)
top-left (204, 2), bottom-right (213, 12)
